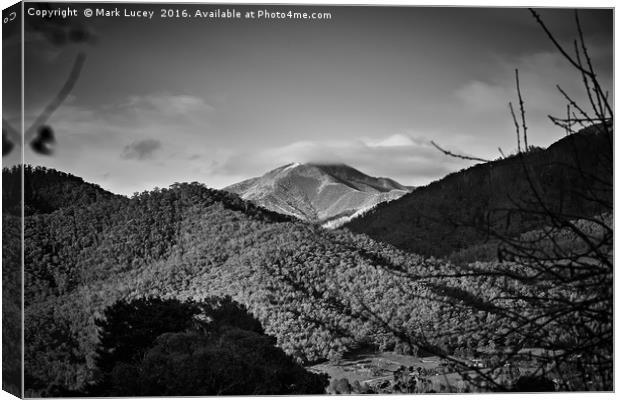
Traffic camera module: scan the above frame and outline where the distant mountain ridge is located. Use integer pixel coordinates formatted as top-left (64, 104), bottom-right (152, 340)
top-left (224, 163), bottom-right (412, 226)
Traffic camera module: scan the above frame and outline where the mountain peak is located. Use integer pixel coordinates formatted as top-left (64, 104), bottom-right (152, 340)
top-left (308, 162), bottom-right (349, 168)
top-left (275, 162), bottom-right (350, 173)
top-left (224, 163), bottom-right (411, 226)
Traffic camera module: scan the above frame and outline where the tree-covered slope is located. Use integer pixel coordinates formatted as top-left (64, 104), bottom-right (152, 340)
top-left (2, 214), bottom-right (22, 396)
top-left (344, 125), bottom-right (612, 259)
top-left (20, 182), bottom-right (360, 385)
top-left (22, 173), bottom-right (459, 394)
top-left (3, 165), bottom-right (122, 216)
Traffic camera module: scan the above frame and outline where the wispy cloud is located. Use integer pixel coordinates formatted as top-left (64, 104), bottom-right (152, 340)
top-left (121, 94), bottom-right (215, 119)
top-left (24, 92), bottom-right (217, 195)
top-left (210, 133), bottom-right (472, 187)
top-left (121, 139), bottom-right (162, 160)
top-left (454, 49), bottom-right (613, 127)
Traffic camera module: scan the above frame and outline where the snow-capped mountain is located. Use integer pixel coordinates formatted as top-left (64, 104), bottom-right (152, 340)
top-left (224, 163), bottom-right (412, 227)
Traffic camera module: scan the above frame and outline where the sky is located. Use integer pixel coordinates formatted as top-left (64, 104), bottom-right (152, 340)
top-left (3, 2), bottom-right (614, 195)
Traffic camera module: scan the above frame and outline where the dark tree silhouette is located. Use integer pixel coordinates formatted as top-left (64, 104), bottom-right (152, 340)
top-left (93, 297), bottom-right (201, 375)
top-left (85, 296), bottom-right (328, 397)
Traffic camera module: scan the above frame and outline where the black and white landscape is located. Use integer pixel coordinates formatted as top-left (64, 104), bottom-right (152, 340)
top-left (1, 3), bottom-right (613, 397)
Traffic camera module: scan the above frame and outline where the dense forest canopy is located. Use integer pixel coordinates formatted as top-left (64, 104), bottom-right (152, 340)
top-left (3, 165), bottom-right (122, 216)
top-left (73, 296), bottom-right (328, 397)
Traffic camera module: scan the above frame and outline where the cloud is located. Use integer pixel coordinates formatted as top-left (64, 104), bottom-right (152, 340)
top-left (456, 49), bottom-right (613, 117)
top-left (363, 134), bottom-right (427, 148)
top-left (27, 92), bottom-right (215, 162)
top-left (209, 133), bottom-right (473, 188)
top-left (122, 94), bottom-right (215, 118)
top-left (120, 139), bottom-right (162, 160)
top-left (454, 80), bottom-right (512, 113)
top-left (447, 48), bottom-right (613, 157)
top-left (21, 91), bottom-right (224, 195)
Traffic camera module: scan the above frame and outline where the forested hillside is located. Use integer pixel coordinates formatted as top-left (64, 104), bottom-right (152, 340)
top-left (3, 165), bottom-right (121, 216)
top-left (22, 163), bottom-right (611, 395)
top-left (344, 125), bottom-right (612, 259)
top-left (2, 214), bottom-right (21, 396)
top-left (23, 174), bottom-right (437, 393)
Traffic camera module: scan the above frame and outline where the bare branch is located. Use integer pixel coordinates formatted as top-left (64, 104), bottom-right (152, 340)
top-left (430, 141), bottom-right (490, 163)
top-left (509, 102), bottom-right (521, 153)
top-left (515, 69), bottom-right (528, 150)
top-left (529, 8), bottom-right (592, 76)
top-left (574, 10), bottom-right (613, 120)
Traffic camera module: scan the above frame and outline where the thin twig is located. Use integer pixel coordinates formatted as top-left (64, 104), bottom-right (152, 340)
top-left (515, 69), bottom-right (528, 150)
top-left (509, 102), bottom-right (521, 153)
top-left (566, 104), bottom-right (571, 136)
top-left (430, 141), bottom-right (490, 163)
top-left (575, 10), bottom-right (612, 120)
top-left (529, 8), bottom-right (591, 76)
